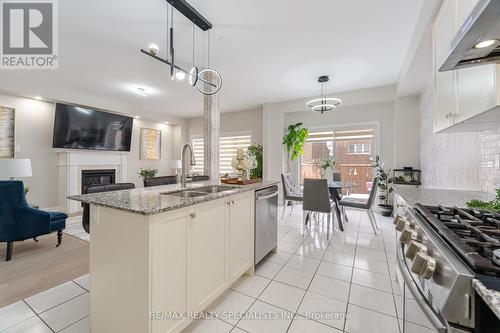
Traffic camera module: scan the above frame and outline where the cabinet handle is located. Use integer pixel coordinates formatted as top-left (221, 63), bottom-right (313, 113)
top-left (231, 200), bottom-right (235, 206)
top-left (189, 213), bottom-right (196, 219)
top-left (445, 112), bottom-right (459, 119)
top-left (226, 201), bottom-right (231, 206)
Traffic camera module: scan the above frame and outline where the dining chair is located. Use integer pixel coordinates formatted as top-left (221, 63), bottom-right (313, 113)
top-left (281, 173), bottom-right (303, 217)
top-left (338, 177), bottom-right (380, 234)
top-left (331, 172), bottom-right (348, 222)
top-left (82, 183), bottom-right (136, 233)
top-left (191, 175), bottom-right (209, 182)
top-left (302, 178), bottom-right (336, 239)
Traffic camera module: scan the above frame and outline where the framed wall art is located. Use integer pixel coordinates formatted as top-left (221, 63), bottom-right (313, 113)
top-left (0, 107), bottom-right (15, 158)
top-left (140, 128), bottom-right (161, 160)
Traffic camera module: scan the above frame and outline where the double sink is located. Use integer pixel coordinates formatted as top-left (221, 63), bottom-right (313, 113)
top-left (161, 185), bottom-right (237, 199)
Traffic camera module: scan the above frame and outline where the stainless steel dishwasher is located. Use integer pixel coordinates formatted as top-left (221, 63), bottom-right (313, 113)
top-left (255, 185), bottom-right (279, 264)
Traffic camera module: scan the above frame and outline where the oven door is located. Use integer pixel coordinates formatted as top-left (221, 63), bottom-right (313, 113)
top-left (396, 244), bottom-right (450, 333)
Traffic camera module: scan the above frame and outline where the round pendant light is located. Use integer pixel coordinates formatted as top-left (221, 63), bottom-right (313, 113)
top-left (196, 68), bottom-right (223, 95)
top-left (306, 75), bottom-right (342, 114)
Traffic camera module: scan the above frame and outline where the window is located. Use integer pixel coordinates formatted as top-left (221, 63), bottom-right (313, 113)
top-left (348, 143), bottom-right (371, 154)
top-left (191, 133), bottom-right (252, 175)
top-left (300, 127), bottom-right (376, 194)
top-left (191, 137), bottom-right (205, 173)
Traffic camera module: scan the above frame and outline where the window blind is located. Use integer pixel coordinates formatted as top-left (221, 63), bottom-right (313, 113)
top-left (191, 133), bottom-right (252, 174)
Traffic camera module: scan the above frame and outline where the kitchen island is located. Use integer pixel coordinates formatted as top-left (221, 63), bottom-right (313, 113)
top-left (69, 181), bottom-right (279, 333)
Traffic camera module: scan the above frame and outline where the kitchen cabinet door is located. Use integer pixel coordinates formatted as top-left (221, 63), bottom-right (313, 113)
top-left (187, 201), bottom-right (227, 313)
top-left (457, 64), bottom-right (497, 123)
top-left (433, 0), bottom-right (458, 132)
top-left (433, 0), bottom-right (456, 68)
top-left (228, 193), bottom-right (254, 283)
top-left (151, 213), bottom-right (188, 333)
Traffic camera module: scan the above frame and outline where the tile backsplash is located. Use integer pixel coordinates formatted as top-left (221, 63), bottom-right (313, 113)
top-left (481, 128), bottom-right (500, 193)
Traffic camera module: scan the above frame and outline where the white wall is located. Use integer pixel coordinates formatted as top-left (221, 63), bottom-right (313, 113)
top-left (187, 108), bottom-right (263, 144)
top-left (0, 92), bottom-right (185, 208)
top-left (262, 85), bottom-right (412, 184)
top-left (0, 93), bottom-right (59, 208)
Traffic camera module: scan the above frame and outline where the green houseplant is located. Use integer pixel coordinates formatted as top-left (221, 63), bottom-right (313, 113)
top-left (371, 155), bottom-right (394, 216)
top-left (467, 188), bottom-right (500, 212)
top-left (247, 144), bottom-right (263, 179)
top-left (282, 122), bottom-right (309, 170)
top-left (138, 168), bottom-right (158, 181)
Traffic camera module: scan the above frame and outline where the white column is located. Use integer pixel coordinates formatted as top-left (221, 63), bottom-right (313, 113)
top-left (203, 72), bottom-right (220, 180)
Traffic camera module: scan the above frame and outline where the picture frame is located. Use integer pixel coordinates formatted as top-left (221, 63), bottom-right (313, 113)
top-left (140, 128), bottom-right (161, 160)
top-left (0, 106), bottom-right (15, 158)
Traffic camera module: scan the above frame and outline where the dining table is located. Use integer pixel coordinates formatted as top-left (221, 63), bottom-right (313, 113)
top-left (328, 181), bottom-right (358, 232)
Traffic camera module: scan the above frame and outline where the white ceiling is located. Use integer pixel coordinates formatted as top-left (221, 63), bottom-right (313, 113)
top-left (0, 0), bottom-right (427, 118)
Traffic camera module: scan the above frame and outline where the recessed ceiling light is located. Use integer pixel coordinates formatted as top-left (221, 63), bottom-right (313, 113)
top-left (134, 116), bottom-right (140, 119)
top-left (34, 96), bottom-right (42, 100)
top-left (135, 87), bottom-right (148, 97)
top-left (474, 39), bottom-right (498, 49)
top-left (164, 121), bottom-right (169, 124)
top-left (175, 71), bottom-right (186, 81)
top-left (148, 44), bottom-right (159, 55)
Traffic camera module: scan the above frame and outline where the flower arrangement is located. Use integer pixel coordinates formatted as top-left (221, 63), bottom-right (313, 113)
top-left (231, 148), bottom-right (257, 180)
top-left (316, 157), bottom-right (336, 171)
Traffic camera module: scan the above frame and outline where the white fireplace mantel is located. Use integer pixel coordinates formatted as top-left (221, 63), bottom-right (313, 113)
top-left (58, 151), bottom-right (128, 214)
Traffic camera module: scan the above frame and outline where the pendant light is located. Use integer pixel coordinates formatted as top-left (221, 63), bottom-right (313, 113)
top-left (140, 0), bottom-right (222, 96)
top-left (306, 75), bottom-right (342, 114)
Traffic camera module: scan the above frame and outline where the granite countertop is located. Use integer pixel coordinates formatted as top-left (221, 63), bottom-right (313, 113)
top-left (472, 279), bottom-right (500, 319)
top-left (394, 185), bottom-right (495, 208)
top-left (68, 180), bottom-right (279, 216)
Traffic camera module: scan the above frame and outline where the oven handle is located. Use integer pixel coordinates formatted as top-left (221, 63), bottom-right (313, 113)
top-left (396, 247), bottom-right (448, 333)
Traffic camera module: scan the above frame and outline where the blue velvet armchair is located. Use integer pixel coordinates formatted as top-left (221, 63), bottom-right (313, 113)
top-left (0, 181), bottom-right (67, 261)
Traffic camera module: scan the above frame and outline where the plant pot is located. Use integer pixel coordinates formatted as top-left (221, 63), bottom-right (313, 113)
top-left (378, 204), bottom-right (393, 217)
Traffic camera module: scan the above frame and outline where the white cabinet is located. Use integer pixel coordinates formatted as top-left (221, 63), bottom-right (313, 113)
top-left (89, 189), bottom-right (256, 333)
top-left (433, 0), bottom-right (457, 132)
top-left (151, 213), bottom-right (188, 333)
top-left (187, 201), bottom-right (228, 313)
top-left (433, 0), bottom-right (500, 132)
top-left (228, 193), bottom-right (254, 283)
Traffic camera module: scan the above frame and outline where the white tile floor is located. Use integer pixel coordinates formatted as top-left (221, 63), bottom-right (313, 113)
top-left (0, 205), bottom-right (430, 333)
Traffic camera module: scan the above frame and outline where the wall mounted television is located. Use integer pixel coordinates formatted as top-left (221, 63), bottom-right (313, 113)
top-left (52, 103), bottom-right (133, 151)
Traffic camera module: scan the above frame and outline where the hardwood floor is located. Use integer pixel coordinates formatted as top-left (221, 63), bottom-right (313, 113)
top-left (0, 233), bottom-right (89, 307)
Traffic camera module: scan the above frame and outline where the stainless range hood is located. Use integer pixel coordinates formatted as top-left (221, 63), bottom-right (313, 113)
top-left (440, 0), bottom-right (500, 71)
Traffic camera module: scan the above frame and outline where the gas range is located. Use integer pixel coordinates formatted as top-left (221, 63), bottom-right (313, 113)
top-left (394, 201), bottom-right (500, 332)
top-left (414, 205), bottom-right (500, 288)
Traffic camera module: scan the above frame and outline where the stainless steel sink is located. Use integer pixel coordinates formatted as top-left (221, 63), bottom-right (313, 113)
top-left (194, 185), bottom-right (236, 194)
top-left (161, 190), bottom-right (208, 198)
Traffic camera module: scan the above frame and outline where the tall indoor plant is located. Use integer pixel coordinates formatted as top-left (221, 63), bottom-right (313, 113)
top-left (282, 122), bottom-right (309, 171)
top-left (371, 155), bottom-right (394, 216)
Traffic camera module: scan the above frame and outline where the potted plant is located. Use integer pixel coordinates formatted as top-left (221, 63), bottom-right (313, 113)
top-left (371, 155), bottom-right (394, 216)
top-left (316, 157), bottom-right (336, 181)
top-left (247, 144), bottom-right (263, 179)
top-left (282, 122), bottom-right (309, 171)
top-left (467, 187), bottom-right (500, 212)
top-left (138, 167), bottom-right (158, 186)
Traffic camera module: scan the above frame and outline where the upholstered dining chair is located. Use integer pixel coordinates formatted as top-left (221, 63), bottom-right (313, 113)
top-left (281, 173), bottom-right (303, 217)
top-left (144, 176), bottom-right (177, 187)
top-left (338, 177), bottom-right (380, 234)
top-left (0, 180), bottom-right (68, 261)
top-left (191, 175), bottom-right (209, 182)
top-left (81, 183), bottom-right (135, 233)
top-left (302, 178), bottom-right (336, 239)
